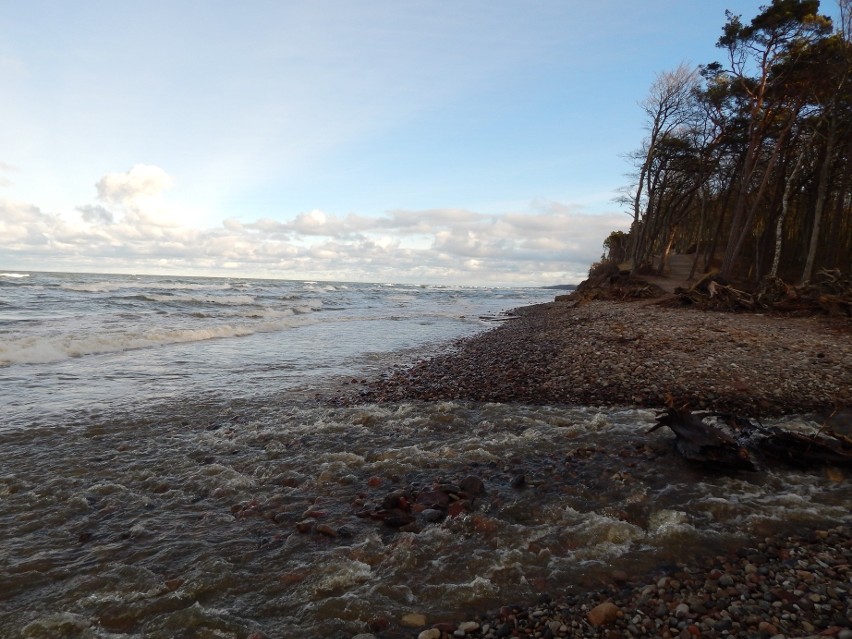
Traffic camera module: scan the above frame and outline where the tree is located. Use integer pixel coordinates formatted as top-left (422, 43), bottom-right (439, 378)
top-left (628, 64), bottom-right (698, 273)
top-left (713, 0), bottom-right (832, 280)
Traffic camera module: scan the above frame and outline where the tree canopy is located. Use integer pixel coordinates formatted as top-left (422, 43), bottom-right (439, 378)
top-left (619, 0), bottom-right (851, 285)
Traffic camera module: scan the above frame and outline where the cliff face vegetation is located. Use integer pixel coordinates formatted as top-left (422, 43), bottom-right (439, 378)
top-left (616, 0), bottom-right (852, 289)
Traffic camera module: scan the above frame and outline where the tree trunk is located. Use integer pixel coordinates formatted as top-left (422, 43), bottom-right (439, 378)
top-left (802, 117), bottom-right (837, 282)
top-left (770, 142), bottom-right (808, 278)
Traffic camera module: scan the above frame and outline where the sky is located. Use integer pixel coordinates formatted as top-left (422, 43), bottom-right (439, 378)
top-left (0, 1), bottom-right (838, 286)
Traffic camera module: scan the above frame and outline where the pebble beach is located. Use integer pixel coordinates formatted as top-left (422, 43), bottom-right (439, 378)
top-left (344, 299), bottom-right (852, 639)
top-left (355, 299), bottom-right (852, 418)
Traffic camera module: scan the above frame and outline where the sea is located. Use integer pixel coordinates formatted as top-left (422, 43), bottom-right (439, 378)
top-left (1, 271), bottom-right (849, 638)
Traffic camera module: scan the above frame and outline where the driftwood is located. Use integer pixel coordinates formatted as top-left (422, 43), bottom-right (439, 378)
top-left (650, 406), bottom-right (852, 470)
top-left (668, 269), bottom-right (852, 315)
top-left (648, 407), bottom-right (756, 470)
top-left (752, 426), bottom-right (852, 468)
top-left (672, 269), bottom-right (852, 316)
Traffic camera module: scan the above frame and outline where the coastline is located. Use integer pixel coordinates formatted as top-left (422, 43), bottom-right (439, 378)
top-left (341, 298), bottom-right (852, 639)
top-left (350, 298), bottom-right (851, 420)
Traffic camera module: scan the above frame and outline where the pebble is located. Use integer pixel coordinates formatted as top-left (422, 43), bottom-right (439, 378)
top-left (348, 300), bottom-right (852, 416)
top-left (587, 601), bottom-right (620, 626)
top-left (401, 613), bottom-right (426, 627)
top-left (457, 620), bottom-right (479, 633)
top-left (367, 526), bottom-right (852, 639)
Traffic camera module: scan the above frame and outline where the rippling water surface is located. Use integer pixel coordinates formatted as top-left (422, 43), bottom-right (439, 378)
top-left (1, 272), bottom-right (551, 426)
top-left (2, 401), bottom-right (850, 639)
top-left (1, 273), bottom-right (850, 638)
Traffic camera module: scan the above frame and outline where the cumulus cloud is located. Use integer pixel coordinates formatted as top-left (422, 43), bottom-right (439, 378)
top-left (96, 164), bottom-right (174, 205)
top-left (1, 169), bottom-right (628, 285)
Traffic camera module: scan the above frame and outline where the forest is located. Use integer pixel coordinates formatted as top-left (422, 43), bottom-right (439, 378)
top-left (608, 0), bottom-right (851, 288)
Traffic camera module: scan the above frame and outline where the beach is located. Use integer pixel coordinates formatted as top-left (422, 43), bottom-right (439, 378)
top-left (2, 275), bottom-right (850, 639)
top-left (340, 298), bottom-right (852, 639)
top-left (350, 299), bottom-right (852, 419)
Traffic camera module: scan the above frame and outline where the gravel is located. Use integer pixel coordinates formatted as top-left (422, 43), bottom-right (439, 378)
top-left (355, 526), bottom-right (852, 639)
top-left (341, 299), bottom-right (852, 639)
top-left (350, 299), bottom-right (852, 417)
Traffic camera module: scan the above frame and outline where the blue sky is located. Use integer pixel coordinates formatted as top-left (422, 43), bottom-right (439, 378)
top-left (0, 1), bottom-right (835, 285)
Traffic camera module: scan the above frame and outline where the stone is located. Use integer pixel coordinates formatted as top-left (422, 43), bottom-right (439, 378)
top-left (315, 524), bottom-right (337, 537)
top-left (588, 601), bottom-right (620, 626)
top-left (401, 613), bottom-right (427, 627)
top-left (417, 630), bottom-right (441, 639)
top-left (459, 475), bottom-right (485, 496)
top-left (421, 508), bottom-right (445, 522)
top-left (457, 620), bottom-right (480, 633)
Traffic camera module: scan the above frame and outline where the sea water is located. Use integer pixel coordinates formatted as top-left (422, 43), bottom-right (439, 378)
top-left (0, 271), bottom-right (550, 427)
top-left (1, 271), bottom-right (849, 639)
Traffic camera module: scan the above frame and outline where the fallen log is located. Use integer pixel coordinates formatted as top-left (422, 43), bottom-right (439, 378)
top-left (648, 407), bottom-right (756, 470)
top-left (649, 406), bottom-right (852, 470)
top-left (751, 426), bottom-right (852, 468)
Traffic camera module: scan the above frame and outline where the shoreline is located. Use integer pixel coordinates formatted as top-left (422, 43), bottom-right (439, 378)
top-left (345, 299), bottom-right (851, 420)
top-left (340, 298), bottom-right (852, 639)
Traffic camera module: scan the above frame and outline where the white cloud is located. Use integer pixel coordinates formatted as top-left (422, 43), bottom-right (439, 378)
top-left (0, 170), bottom-right (628, 285)
top-left (96, 164), bottom-right (174, 205)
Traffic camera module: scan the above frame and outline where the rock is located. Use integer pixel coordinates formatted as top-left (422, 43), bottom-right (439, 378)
top-left (383, 509), bottom-right (415, 528)
top-left (382, 490), bottom-right (410, 510)
top-left (401, 613), bottom-right (427, 627)
top-left (421, 508), bottom-right (445, 522)
top-left (352, 635), bottom-right (376, 639)
top-left (416, 490), bottom-right (450, 509)
top-left (510, 474), bottom-right (526, 489)
top-left (757, 621), bottom-right (777, 635)
top-left (718, 574), bottom-right (735, 587)
top-left (459, 475), bottom-right (485, 496)
top-left (457, 620), bottom-right (480, 633)
top-left (588, 601), bottom-right (620, 626)
top-left (417, 631), bottom-right (440, 639)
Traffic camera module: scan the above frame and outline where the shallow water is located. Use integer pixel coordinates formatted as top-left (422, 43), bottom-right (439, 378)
top-left (1, 272), bottom-right (552, 427)
top-left (2, 399), bottom-right (849, 639)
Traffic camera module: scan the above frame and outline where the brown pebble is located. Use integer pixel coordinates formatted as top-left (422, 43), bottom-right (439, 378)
top-left (587, 601), bottom-right (619, 626)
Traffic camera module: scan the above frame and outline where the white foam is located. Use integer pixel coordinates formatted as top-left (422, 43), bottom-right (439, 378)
top-left (140, 293), bottom-right (257, 305)
top-left (0, 315), bottom-right (313, 366)
top-left (60, 280), bottom-right (232, 293)
top-left (0, 272), bottom-right (29, 278)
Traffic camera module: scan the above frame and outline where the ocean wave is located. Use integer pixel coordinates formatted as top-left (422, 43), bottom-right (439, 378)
top-left (0, 316), bottom-right (315, 366)
top-left (60, 281), bottom-right (234, 293)
top-left (136, 293), bottom-right (259, 306)
top-left (0, 272), bottom-right (30, 278)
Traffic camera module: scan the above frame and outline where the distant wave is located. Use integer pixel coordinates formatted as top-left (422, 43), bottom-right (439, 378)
top-left (137, 293), bottom-right (259, 306)
top-left (0, 272), bottom-right (29, 278)
top-left (60, 281), bottom-right (233, 293)
top-left (0, 315), bottom-right (316, 366)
